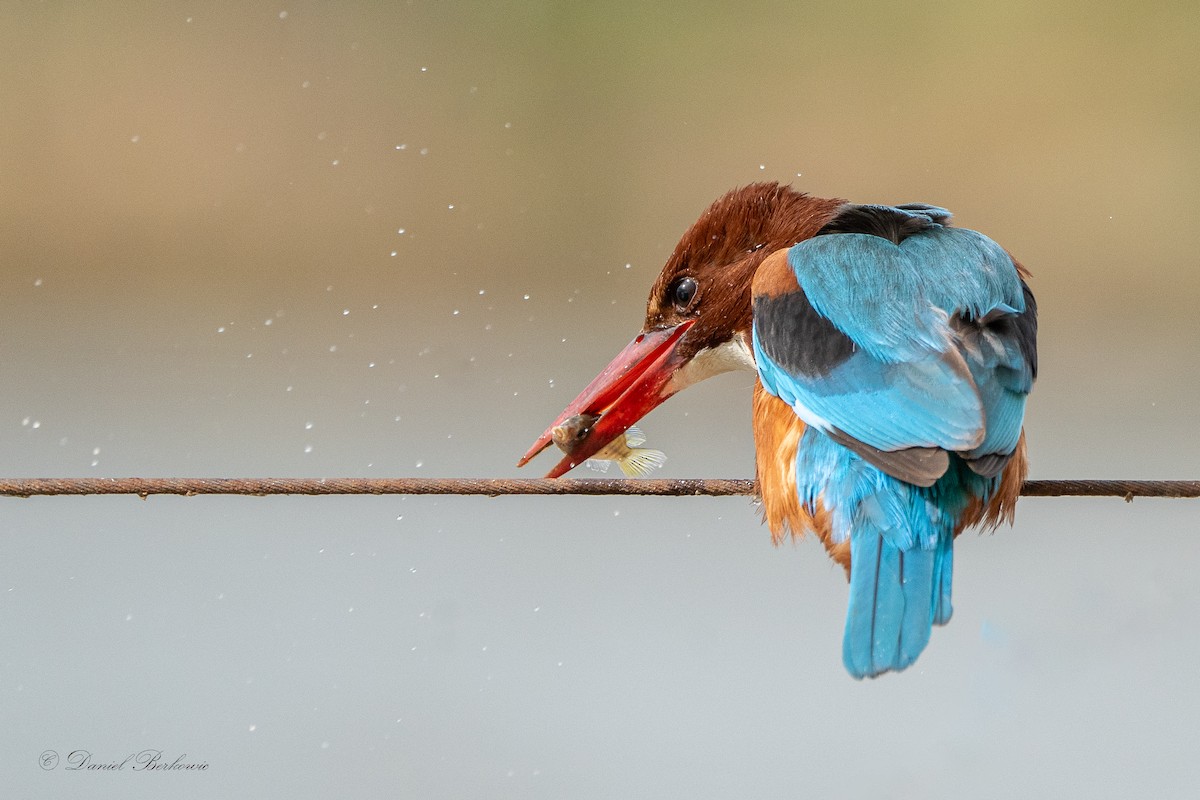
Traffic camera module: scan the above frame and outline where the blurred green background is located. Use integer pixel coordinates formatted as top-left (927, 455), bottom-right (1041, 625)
top-left (2, 2), bottom-right (1199, 798)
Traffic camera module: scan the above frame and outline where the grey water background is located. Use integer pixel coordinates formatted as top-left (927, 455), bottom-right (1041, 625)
top-left (2, 2), bottom-right (1199, 798)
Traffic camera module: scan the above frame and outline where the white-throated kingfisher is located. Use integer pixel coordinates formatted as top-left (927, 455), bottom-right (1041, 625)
top-left (519, 183), bottom-right (1037, 678)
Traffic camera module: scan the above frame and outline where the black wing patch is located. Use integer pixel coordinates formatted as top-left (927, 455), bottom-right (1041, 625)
top-left (753, 290), bottom-right (855, 378)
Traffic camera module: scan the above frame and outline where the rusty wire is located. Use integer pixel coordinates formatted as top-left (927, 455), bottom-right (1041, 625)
top-left (0, 477), bottom-right (1197, 500)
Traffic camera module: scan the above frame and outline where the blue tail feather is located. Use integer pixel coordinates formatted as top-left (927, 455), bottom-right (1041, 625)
top-left (797, 428), bottom-right (988, 679)
top-left (932, 532), bottom-right (954, 626)
top-left (843, 528), bottom-right (939, 679)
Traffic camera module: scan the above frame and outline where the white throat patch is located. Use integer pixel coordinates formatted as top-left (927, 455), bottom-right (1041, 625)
top-left (666, 332), bottom-right (756, 394)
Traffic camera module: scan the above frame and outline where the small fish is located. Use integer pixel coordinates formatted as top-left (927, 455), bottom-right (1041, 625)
top-left (550, 413), bottom-right (667, 477)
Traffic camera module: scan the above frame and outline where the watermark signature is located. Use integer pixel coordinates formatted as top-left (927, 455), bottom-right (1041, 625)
top-left (39, 749), bottom-right (209, 772)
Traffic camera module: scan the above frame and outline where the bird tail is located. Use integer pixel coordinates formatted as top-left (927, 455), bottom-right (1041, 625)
top-left (843, 528), bottom-right (952, 679)
top-left (795, 429), bottom-right (988, 679)
top-left (841, 489), bottom-right (957, 680)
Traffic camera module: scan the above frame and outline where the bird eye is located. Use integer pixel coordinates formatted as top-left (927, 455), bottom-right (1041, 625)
top-left (670, 277), bottom-right (698, 311)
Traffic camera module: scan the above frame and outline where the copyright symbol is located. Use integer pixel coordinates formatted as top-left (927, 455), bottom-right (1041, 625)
top-left (39, 750), bottom-right (59, 770)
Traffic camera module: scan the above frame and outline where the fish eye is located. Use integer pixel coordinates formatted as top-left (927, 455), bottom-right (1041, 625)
top-left (670, 277), bottom-right (698, 311)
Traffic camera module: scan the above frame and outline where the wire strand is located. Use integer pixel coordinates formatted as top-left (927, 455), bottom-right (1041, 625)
top-left (0, 477), bottom-right (1197, 500)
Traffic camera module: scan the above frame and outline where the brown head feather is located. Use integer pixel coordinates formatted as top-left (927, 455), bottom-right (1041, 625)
top-left (642, 183), bottom-right (844, 362)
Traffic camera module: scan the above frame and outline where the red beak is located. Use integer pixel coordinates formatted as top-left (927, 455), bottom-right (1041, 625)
top-left (518, 319), bottom-right (696, 478)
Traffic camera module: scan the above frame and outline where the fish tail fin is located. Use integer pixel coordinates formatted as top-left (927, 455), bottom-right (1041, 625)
top-left (618, 448), bottom-right (667, 477)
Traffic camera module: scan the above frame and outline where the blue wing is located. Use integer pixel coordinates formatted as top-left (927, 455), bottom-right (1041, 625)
top-left (752, 205), bottom-right (1034, 480)
top-left (750, 203), bottom-right (1037, 678)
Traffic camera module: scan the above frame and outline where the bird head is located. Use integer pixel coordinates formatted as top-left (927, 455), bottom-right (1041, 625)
top-left (519, 182), bottom-right (844, 477)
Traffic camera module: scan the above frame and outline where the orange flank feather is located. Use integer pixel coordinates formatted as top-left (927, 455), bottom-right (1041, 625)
top-left (752, 382), bottom-right (845, 569)
top-left (960, 431), bottom-right (1028, 533)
